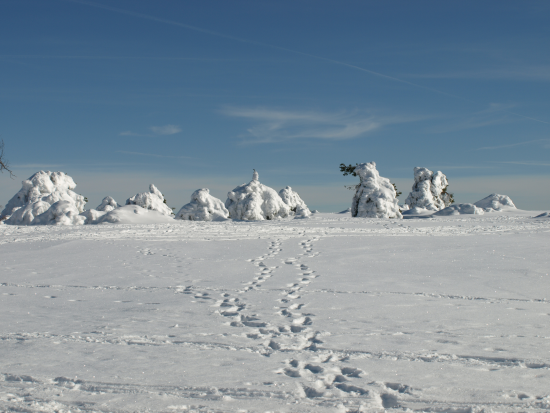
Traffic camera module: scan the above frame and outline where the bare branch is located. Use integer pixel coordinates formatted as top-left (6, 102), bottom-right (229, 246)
top-left (0, 139), bottom-right (15, 178)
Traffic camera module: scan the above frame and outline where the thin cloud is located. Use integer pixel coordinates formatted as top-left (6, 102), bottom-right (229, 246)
top-left (150, 125), bottom-right (181, 135)
top-left (117, 151), bottom-right (191, 159)
top-left (64, 0), bottom-right (550, 126)
top-left (495, 161), bottom-right (550, 167)
top-left (223, 107), bottom-right (424, 143)
top-left (477, 138), bottom-right (550, 150)
top-left (119, 125), bottom-right (181, 137)
top-left (405, 66), bottom-right (550, 82)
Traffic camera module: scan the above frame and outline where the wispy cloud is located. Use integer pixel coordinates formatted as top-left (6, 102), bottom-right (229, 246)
top-left (119, 124), bottom-right (181, 137)
top-left (495, 161), bottom-right (550, 167)
top-left (117, 151), bottom-right (190, 159)
top-left (11, 164), bottom-right (64, 168)
top-left (404, 66), bottom-right (550, 82)
top-left (477, 138), bottom-right (550, 151)
top-left (223, 107), bottom-right (424, 143)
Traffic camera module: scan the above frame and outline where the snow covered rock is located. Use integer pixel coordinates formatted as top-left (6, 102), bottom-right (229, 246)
top-left (2, 171), bottom-right (86, 225)
top-left (405, 167), bottom-right (453, 211)
top-left (126, 184), bottom-right (173, 216)
top-left (279, 186), bottom-right (311, 218)
top-left (225, 170), bottom-right (290, 221)
top-left (434, 203), bottom-right (484, 216)
top-left (33, 201), bottom-right (86, 225)
top-left (474, 194), bottom-right (516, 212)
top-left (175, 189), bottom-right (229, 221)
top-left (351, 162), bottom-right (402, 219)
top-left (95, 205), bottom-right (175, 224)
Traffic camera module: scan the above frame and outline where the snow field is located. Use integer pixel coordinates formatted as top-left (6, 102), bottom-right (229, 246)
top-left (1, 213), bottom-right (550, 412)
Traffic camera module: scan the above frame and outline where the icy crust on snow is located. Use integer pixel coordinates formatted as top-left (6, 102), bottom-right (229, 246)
top-left (175, 189), bottom-right (229, 221)
top-left (474, 193), bottom-right (516, 212)
top-left (126, 184), bottom-right (173, 216)
top-left (2, 171), bottom-right (86, 225)
top-left (225, 171), bottom-right (290, 221)
top-left (434, 203), bottom-right (484, 216)
top-left (95, 205), bottom-right (175, 224)
top-left (405, 167), bottom-right (452, 211)
top-left (351, 162), bottom-right (402, 219)
top-left (279, 186), bottom-right (311, 218)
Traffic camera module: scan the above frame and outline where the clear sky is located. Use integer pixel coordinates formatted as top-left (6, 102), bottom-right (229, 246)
top-left (1, 0), bottom-right (549, 212)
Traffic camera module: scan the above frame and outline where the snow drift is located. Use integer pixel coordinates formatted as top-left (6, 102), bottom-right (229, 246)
top-left (405, 167), bottom-right (453, 211)
top-left (225, 170), bottom-right (290, 221)
top-left (351, 162), bottom-right (402, 219)
top-left (2, 171), bottom-right (86, 225)
top-left (126, 184), bottom-right (173, 216)
top-left (279, 186), bottom-right (311, 218)
top-left (434, 203), bottom-right (484, 216)
top-left (95, 205), bottom-right (175, 224)
top-left (474, 194), bottom-right (516, 212)
top-left (535, 212), bottom-right (550, 218)
top-left (175, 189), bottom-right (229, 221)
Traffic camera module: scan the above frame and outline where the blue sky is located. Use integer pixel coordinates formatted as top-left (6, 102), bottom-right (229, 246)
top-left (1, 0), bottom-right (549, 211)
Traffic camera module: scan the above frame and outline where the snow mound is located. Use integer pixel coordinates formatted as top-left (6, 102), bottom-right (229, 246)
top-left (175, 189), bottom-right (229, 221)
top-left (225, 170), bottom-right (290, 221)
top-left (2, 171), bottom-right (86, 225)
top-left (534, 212), bottom-right (550, 218)
top-left (337, 208), bottom-right (351, 214)
top-left (434, 203), bottom-right (484, 216)
top-left (95, 205), bottom-right (175, 224)
top-left (279, 186), bottom-right (311, 218)
top-left (96, 196), bottom-right (121, 212)
top-left (402, 206), bottom-right (433, 216)
top-left (126, 184), bottom-right (173, 216)
top-left (351, 162), bottom-right (402, 219)
top-left (33, 201), bottom-right (86, 226)
top-left (474, 194), bottom-right (516, 212)
top-left (405, 167), bottom-right (452, 211)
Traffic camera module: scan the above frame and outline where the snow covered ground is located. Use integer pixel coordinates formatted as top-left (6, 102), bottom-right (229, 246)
top-left (1, 210), bottom-right (550, 412)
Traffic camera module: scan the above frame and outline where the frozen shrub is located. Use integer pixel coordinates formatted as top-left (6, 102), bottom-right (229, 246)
top-left (226, 170), bottom-right (290, 221)
top-left (405, 167), bottom-right (453, 211)
top-left (351, 162), bottom-right (402, 219)
top-left (33, 200), bottom-right (86, 225)
top-left (126, 184), bottom-right (173, 216)
top-left (3, 171), bottom-right (86, 225)
top-left (175, 188), bottom-right (229, 221)
top-left (279, 186), bottom-right (311, 218)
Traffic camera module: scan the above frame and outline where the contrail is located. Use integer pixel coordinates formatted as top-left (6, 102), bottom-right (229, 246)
top-left (62, 0), bottom-right (549, 125)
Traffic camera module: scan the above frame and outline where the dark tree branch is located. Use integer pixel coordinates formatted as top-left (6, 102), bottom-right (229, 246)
top-left (0, 140), bottom-right (15, 178)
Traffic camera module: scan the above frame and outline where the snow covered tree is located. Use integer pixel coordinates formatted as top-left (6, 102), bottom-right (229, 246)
top-left (0, 139), bottom-right (14, 178)
top-left (126, 184), bottom-right (174, 216)
top-left (405, 167), bottom-right (454, 211)
top-left (175, 188), bottom-right (229, 221)
top-left (351, 162), bottom-right (402, 219)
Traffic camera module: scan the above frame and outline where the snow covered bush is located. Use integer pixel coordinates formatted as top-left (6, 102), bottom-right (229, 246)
top-left (126, 184), bottom-right (173, 216)
top-left (351, 162), bottom-right (402, 219)
top-left (33, 200), bottom-right (86, 225)
top-left (80, 196), bottom-right (122, 224)
top-left (405, 167), bottom-right (453, 211)
top-left (279, 186), bottom-right (311, 218)
top-left (2, 171), bottom-right (86, 225)
top-left (474, 194), bottom-right (516, 212)
top-left (225, 170), bottom-right (290, 221)
top-left (434, 203), bottom-right (484, 216)
top-left (175, 188), bottom-right (229, 221)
